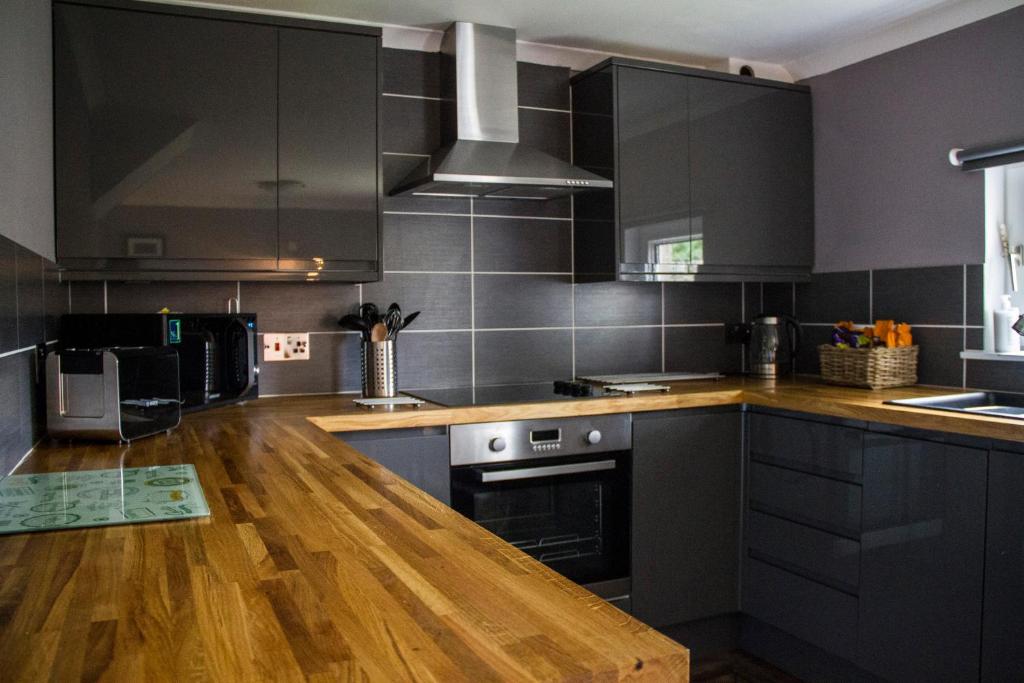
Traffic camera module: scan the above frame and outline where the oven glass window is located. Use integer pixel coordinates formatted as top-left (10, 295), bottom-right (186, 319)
top-left (451, 454), bottom-right (629, 586)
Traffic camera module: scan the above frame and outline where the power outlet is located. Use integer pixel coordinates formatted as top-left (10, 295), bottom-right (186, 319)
top-left (263, 333), bottom-right (310, 361)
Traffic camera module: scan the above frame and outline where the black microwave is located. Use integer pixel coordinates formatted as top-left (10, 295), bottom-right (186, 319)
top-left (60, 313), bottom-right (258, 411)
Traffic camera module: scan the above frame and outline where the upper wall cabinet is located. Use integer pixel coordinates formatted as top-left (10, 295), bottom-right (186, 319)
top-left (277, 28), bottom-right (379, 275)
top-left (53, 1), bottom-right (381, 282)
top-left (572, 59), bottom-right (813, 282)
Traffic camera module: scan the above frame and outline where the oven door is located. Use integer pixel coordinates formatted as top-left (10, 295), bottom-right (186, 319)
top-left (451, 452), bottom-right (630, 590)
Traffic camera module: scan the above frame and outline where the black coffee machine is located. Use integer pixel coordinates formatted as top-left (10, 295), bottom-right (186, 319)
top-left (60, 313), bottom-right (258, 411)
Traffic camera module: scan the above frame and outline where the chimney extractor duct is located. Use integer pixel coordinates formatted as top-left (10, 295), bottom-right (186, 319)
top-left (390, 22), bottom-right (613, 200)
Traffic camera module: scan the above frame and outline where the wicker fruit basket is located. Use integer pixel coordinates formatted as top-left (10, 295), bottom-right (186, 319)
top-left (818, 344), bottom-right (919, 389)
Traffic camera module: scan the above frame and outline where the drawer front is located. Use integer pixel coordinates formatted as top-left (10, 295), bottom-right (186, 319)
top-left (743, 558), bottom-right (859, 662)
top-left (749, 413), bottom-right (863, 482)
top-left (749, 462), bottom-right (861, 538)
top-left (747, 511), bottom-right (860, 593)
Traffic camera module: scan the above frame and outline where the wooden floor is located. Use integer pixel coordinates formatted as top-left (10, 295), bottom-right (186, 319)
top-left (692, 650), bottom-right (803, 683)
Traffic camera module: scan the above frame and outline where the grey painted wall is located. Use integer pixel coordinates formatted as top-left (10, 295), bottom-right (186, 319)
top-left (0, 0), bottom-right (55, 261)
top-left (807, 5), bottom-right (1024, 273)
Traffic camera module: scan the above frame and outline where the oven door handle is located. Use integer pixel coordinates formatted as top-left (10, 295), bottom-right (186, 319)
top-left (476, 459), bottom-right (617, 483)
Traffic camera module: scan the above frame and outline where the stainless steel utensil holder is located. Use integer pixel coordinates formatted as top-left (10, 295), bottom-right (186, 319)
top-left (362, 340), bottom-right (397, 398)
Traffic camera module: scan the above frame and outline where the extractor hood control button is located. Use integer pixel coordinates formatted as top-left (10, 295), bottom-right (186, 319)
top-left (489, 437), bottom-right (507, 452)
top-left (585, 430), bottom-right (602, 445)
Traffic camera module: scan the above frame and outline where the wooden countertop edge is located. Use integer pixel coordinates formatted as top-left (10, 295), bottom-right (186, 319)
top-left (306, 390), bottom-right (746, 431)
top-left (306, 383), bottom-right (1024, 443)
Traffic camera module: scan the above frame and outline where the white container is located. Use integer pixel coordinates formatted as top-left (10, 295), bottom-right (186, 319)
top-left (994, 295), bottom-right (1021, 353)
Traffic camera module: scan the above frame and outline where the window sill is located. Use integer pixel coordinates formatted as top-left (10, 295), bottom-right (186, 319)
top-left (960, 349), bottom-right (1024, 362)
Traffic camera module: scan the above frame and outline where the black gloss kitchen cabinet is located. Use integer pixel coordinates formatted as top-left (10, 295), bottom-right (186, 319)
top-left (53, 1), bottom-right (381, 281)
top-left (742, 412), bottom-right (863, 664)
top-left (980, 449), bottom-right (1024, 681)
top-left (571, 59), bottom-right (812, 282)
top-left (335, 428), bottom-right (451, 506)
top-left (742, 412), bottom-right (988, 683)
top-left (632, 409), bottom-right (741, 627)
top-left (858, 432), bottom-right (986, 683)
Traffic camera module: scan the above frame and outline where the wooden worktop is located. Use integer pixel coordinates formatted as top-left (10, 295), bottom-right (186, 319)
top-left (0, 404), bottom-right (688, 681)
top-left (307, 376), bottom-right (1024, 443)
top-left (4, 376), bottom-right (1023, 681)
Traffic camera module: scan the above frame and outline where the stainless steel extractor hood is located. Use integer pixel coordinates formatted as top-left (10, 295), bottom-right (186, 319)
top-left (390, 22), bottom-right (613, 200)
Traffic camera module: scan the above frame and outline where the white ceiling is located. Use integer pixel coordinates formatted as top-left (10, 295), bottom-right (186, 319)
top-left (159, 0), bottom-right (1023, 79)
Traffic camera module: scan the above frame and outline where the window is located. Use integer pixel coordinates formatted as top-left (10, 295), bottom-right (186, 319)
top-left (649, 234), bottom-right (703, 264)
top-left (964, 161), bottom-right (1024, 359)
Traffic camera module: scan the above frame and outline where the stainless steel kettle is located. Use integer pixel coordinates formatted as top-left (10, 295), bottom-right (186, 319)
top-left (748, 315), bottom-right (800, 377)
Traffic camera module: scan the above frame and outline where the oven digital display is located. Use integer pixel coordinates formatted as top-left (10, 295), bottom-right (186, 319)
top-left (529, 428), bottom-right (561, 444)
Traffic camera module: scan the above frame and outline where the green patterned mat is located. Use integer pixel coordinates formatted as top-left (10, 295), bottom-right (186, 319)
top-left (0, 464), bottom-right (210, 534)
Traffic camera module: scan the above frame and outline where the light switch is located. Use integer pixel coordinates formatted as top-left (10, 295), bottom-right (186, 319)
top-left (263, 333), bottom-right (310, 361)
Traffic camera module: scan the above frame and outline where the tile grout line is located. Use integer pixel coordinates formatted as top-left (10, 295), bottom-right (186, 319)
top-left (963, 264), bottom-right (968, 388)
top-left (0, 345), bottom-right (41, 360)
top-left (12, 247), bottom-right (19, 349)
top-left (661, 283), bottom-right (666, 372)
top-left (470, 197), bottom-right (476, 396)
top-left (570, 199), bottom-right (576, 380)
top-left (519, 105), bottom-right (571, 114)
top-left (381, 91), bottom-right (571, 115)
top-left (384, 271), bottom-right (573, 276)
top-left (868, 270), bottom-right (873, 321)
top-left (569, 91), bottom-right (576, 381)
top-left (384, 210), bottom-right (571, 222)
top-left (801, 322), bottom-right (980, 329)
top-left (740, 283), bottom-right (746, 373)
top-left (300, 323), bottom-right (727, 335)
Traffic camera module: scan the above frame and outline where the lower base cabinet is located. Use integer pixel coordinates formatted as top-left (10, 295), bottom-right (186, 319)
top-left (745, 412), bottom-right (990, 683)
top-left (858, 433), bottom-right (986, 683)
top-left (982, 450), bottom-right (1024, 682)
top-left (335, 427), bottom-right (451, 505)
top-left (632, 410), bottom-right (741, 627)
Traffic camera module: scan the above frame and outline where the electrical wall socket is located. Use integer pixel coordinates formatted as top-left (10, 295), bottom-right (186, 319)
top-left (263, 333), bottom-right (310, 361)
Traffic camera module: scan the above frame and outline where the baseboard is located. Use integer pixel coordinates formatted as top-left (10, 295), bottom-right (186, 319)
top-left (658, 614), bottom-right (741, 660)
top-left (739, 616), bottom-right (883, 683)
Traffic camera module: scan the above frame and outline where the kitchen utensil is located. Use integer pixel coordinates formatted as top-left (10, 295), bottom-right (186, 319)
top-left (748, 315), bottom-right (800, 378)
top-left (370, 322), bottom-right (388, 342)
top-left (338, 314), bottom-right (369, 337)
top-left (400, 311), bottom-right (420, 331)
top-left (359, 303), bottom-right (379, 326)
top-left (383, 305), bottom-right (403, 340)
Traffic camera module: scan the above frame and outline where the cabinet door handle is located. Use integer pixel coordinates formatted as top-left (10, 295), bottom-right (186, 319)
top-left (477, 459), bottom-right (616, 483)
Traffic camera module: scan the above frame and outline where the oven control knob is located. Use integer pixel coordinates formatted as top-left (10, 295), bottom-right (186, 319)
top-left (489, 437), bottom-right (507, 452)
top-left (585, 430), bottom-right (602, 445)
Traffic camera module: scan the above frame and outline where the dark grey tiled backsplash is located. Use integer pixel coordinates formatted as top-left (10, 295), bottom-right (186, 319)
top-left (0, 233), bottom-right (67, 475)
top-left (794, 265), bottom-right (994, 388)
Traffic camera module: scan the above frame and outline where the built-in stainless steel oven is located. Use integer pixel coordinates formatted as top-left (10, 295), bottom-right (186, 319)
top-left (450, 414), bottom-right (632, 610)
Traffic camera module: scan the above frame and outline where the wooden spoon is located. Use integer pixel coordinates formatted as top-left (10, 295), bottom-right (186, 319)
top-left (370, 322), bottom-right (388, 342)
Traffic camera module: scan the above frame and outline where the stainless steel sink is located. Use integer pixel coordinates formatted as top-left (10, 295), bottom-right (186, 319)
top-left (885, 392), bottom-right (1024, 419)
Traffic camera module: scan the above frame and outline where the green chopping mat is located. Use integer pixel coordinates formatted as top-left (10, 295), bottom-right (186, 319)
top-left (0, 464), bottom-right (210, 534)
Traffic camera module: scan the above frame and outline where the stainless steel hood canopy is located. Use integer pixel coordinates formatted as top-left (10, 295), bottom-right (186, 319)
top-left (390, 22), bottom-right (612, 200)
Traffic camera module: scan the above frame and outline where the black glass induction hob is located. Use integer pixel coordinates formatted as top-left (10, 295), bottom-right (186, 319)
top-left (403, 382), bottom-right (608, 407)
